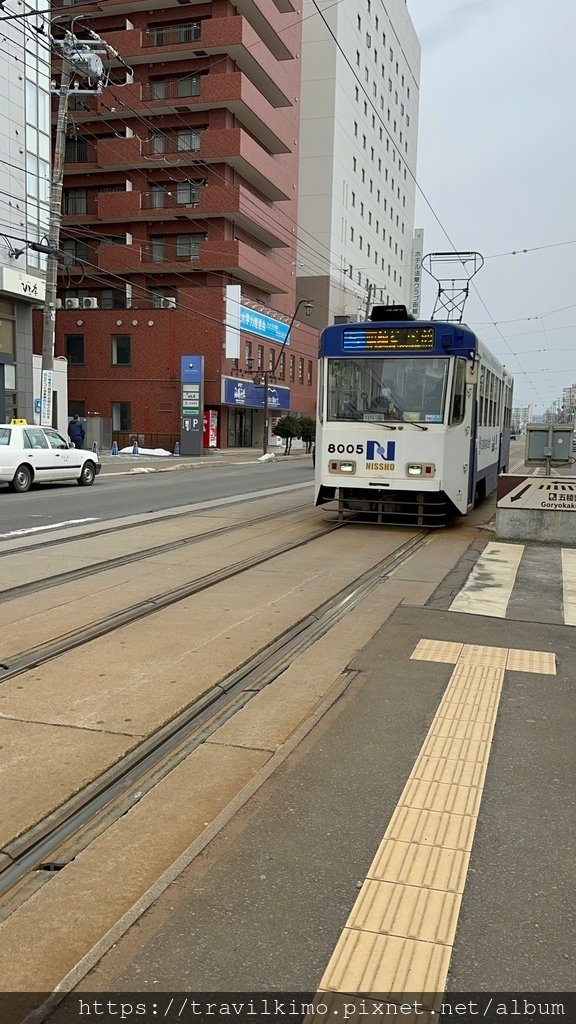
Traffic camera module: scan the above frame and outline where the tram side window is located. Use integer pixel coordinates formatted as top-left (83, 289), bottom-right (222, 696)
top-left (449, 358), bottom-right (466, 425)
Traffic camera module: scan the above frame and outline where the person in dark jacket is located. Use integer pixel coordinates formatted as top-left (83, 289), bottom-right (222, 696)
top-left (68, 415), bottom-right (85, 449)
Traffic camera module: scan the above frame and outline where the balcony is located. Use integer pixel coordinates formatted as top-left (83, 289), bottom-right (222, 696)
top-left (141, 74), bottom-right (291, 154)
top-left (141, 184), bottom-right (290, 248)
top-left (139, 240), bottom-right (289, 293)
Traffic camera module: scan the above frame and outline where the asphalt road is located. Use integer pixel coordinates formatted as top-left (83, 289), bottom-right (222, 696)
top-left (0, 460), bottom-right (315, 539)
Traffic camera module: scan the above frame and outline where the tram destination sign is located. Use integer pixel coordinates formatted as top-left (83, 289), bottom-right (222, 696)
top-left (342, 326), bottom-right (435, 351)
top-left (498, 478), bottom-right (576, 511)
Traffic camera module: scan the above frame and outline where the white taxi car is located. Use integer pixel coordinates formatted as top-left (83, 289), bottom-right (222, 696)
top-left (0, 421), bottom-right (101, 493)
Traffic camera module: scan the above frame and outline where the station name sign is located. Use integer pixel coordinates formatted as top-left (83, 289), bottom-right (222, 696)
top-left (498, 478), bottom-right (576, 511)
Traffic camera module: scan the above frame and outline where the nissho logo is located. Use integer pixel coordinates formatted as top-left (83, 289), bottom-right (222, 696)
top-left (366, 440), bottom-right (396, 461)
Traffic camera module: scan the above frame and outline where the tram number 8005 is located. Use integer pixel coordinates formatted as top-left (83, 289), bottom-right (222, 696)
top-left (327, 444), bottom-right (364, 455)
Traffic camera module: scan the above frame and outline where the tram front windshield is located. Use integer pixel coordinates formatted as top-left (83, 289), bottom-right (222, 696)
top-left (327, 357), bottom-right (450, 423)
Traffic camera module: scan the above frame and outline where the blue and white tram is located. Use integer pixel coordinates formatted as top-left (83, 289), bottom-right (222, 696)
top-left (314, 305), bottom-right (513, 526)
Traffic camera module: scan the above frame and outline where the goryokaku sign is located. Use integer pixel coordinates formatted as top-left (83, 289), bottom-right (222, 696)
top-left (498, 479), bottom-right (576, 511)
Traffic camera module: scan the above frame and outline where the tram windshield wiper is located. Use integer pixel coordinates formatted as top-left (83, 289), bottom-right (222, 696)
top-left (402, 420), bottom-right (428, 430)
top-left (367, 420), bottom-right (397, 430)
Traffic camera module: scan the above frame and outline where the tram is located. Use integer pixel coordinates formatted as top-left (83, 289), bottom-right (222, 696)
top-left (314, 305), bottom-right (513, 525)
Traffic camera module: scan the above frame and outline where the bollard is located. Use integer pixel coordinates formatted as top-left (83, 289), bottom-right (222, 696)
top-left (111, 441), bottom-right (118, 456)
top-left (173, 441), bottom-right (181, 456)
top-left (132, 440), bottom-right (139, 455)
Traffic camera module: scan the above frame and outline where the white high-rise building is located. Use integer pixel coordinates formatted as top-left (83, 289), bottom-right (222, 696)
top-left (297, 0), bottom-right (421, 326)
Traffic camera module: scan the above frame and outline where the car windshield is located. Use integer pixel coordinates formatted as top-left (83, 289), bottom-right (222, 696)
top-left (327, 357), bottom-right (450, 423)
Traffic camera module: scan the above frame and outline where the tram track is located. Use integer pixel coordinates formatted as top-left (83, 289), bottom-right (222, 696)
top-left (0, 500), bottom-right (312, 605)
top-left (0, 517), bottom-right (343, 683)
top-left (0, 529), bottom-right (431, 904)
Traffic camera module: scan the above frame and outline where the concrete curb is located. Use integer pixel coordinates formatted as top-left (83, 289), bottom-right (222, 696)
top-left (98, 451), bottom-right (312, 476)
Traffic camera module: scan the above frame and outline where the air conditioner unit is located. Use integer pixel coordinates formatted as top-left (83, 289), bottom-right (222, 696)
top-left (81, 297), bottom-right (99, 309)
top-left (65, 298), bottom-right (81, 309)
top-left (55, 298), bottom-right (63, 309)
top-left (161, 296), bottom-right (177, 309)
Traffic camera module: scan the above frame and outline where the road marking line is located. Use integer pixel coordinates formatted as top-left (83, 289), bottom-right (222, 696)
top-left (561, 548), bottom-right (576, 626)
top-left (449, 541), bottom-right (524, 617)
top-left (0, 518), bottom-right (98, 539)
top-left (317, 638), bottom-right (555, 1006)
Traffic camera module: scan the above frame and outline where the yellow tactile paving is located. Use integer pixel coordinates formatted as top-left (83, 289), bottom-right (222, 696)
top-left (347, 878), bottom-right (462, 946)
top-left (410, 638), bottom-right (463, 663)
top-left (419, 733), bottom-right (491, 765)
top-left (506, 647), bottom-right (556, 674)
top-left (412, 752), bottom-right (489, 788)
top-left (385, 806), bottom-right (476, 851)
top-left (399, 777), bottom-right (483, 818)
top-left (430, 712), bottom-right (495, 743)
top-left (317, 635), bottom-right (557, 1000)
top-left (367, 839), bottom-right (469, 893)
top-left (456, 643), bottom-right (509, 667)
top-left (319, 927), bottom-right (450, 1007)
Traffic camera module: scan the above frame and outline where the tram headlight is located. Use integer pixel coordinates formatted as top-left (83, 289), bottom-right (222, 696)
top-left (407, 462), bottom-right (436, 477)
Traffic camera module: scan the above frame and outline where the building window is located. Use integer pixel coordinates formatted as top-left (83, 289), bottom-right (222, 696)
top-left (64, 138), bottom-right (88, 162)
top-left (177, 76), bottom-right (201, 97)
top-left (112, 402), bottom-right (131, 431)
top-left (279, 353), bottom-right (285, 380)
top-left (61, 239), bottom-right (89, 264)
top-left (65, 334), bottom-right (84, 364)
top-left (177, 180), bottom-right (201, 205)
top-left (175, 233), bottom-right (203, 259)
top-left (63, 189), bottom-right (87, 215)
top-left (100, 288), bottom-right (127, 309)
top-left (245, 340), bottom-right (253, 365)
top-left (177, 130), bottom-right (201, 151)
top-left (111, 334), bottom-right (131, 365)
top-left (269, 349), bottom-right (274, 372)
top-left (289, 355), bottom-right (295, 382)
top-left (0, 299), bottom-right (16, 356)
top-left (151, 238), bottom-right (165, 262)
top-left (257, 345), bottom-right (264, 370)
top-left (178, 21), bottom-right (201, 42)
top-left (307, 360), bottom-right (313, 386)
top-left (298, 359), bottom-right (304, 384)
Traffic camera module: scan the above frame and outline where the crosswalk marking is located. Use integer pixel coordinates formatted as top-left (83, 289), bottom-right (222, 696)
top-left (449, 542), bottom-right (576, 626)
top-left (449, 542), bottom-right (523, 617)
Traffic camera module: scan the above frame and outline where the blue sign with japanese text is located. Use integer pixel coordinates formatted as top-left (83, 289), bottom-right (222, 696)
top-left (222, 377), bottom-right (290, 411)
top-left (240, 306), bottom-right (290, 345)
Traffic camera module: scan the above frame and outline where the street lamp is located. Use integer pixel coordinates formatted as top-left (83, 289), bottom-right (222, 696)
top-left (253, 299), bottom-right (313, 455)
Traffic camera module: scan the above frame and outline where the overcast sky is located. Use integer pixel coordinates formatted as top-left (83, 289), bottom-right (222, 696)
top-left (406, 0), bottom-right (576, 412)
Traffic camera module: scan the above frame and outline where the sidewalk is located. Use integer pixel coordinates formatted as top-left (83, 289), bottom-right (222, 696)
top-left (96, 446), bottom-right (312, 476)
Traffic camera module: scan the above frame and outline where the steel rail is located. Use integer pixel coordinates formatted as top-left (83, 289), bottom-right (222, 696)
top-left (0, 501), bottom-right (312, 605)
top-left (0, 520), bottom-right (344, 683)
top-left (0, 530), bottom-right (430, 900)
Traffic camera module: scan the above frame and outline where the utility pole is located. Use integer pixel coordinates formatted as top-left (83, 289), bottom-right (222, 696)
top-left (254, 300), bottom-right (313, 455)
top-left (40, 25), bottom-right (128, 426)
top-left (364, 282), bottom-right (374, 319)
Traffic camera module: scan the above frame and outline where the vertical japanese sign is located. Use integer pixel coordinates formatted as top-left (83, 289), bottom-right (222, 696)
top-left (410, 228), bottom-right (424, 318)
top-left (40, 370), bottom-right (53, 427)
top-left (180, 356), bottom-right (204, 456)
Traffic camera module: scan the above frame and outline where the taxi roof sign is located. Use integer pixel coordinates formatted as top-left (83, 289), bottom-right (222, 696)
top-left (10, 418), bottom-right (27, 425)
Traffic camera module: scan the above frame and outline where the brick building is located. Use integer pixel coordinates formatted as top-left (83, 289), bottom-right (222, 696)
top-left (36, 0), bottom-right (317, 449)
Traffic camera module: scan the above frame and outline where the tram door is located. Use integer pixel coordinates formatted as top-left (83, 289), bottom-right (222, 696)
top-left (228, 409), bottom-right (254, 447)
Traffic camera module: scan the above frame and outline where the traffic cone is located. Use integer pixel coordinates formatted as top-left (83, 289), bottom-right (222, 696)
top-left (132, 440), bottom-right (139, 455)
top-left (173, 441), bottom-right (180, 456)
top-left (111, 441), bottom-right (118, 456)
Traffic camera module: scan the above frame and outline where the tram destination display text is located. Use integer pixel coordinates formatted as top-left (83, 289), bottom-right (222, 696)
top-left (342, 326), bottom-right (435, 351)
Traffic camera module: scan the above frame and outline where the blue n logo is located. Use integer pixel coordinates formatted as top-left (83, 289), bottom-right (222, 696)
top-left (366, 440), bottom-right (396, 461)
